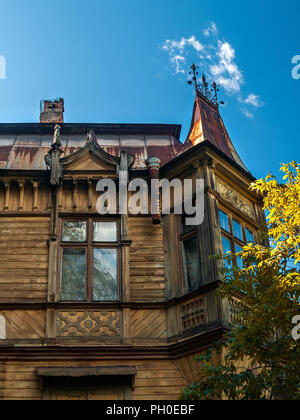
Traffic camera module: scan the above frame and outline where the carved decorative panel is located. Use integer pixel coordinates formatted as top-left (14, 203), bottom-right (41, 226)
top-left (216, 177), bottom-right (254, 218)
top-left (56, 311), bottom-right (121, 337)
top-left (181, 296), bottom-right (207, 331)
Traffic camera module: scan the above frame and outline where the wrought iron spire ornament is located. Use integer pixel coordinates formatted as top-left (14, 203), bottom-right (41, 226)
top-left (188, 63), bottom-right (220, 109)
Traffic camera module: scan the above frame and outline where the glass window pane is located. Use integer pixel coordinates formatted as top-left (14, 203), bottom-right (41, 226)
top-left (183, 236), bottom-right (201, 292)
top-left (62, 221), bottom-right (86, 242)
top-left (222, 236), bottom-right (232, 269)
top-left (232, 219), bottom-right (243, 241)
top-left (61, 249), bottom-right (86, 301)
top-left (93, 222), bottom-right (117, 242)
top-left (219, 210), bottom-right (230, 232)
top-left (235, 244), bottom-right (243, 268)
top-left (222, 236), bottom-right (232, 254)
top-left (93, 249), bottom-right (118, 301)
top-left (245, 227), bottom-right (254, 243)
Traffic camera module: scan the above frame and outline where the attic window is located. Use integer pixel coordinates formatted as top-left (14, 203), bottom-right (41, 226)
top-left (59, 218), bottom-right (119, 302)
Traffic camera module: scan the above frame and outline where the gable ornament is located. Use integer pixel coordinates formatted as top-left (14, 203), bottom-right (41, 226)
top-left (44, 124), bottom-right (64, 186)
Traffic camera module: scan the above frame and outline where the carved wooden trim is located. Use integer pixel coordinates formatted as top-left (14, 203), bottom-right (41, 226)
top-left (122, 246), bottom-right (130, 302)
top-left (18, 180), bottom-right (25, 211)
top-left (72, 178), bottom-right (78, 210)
top-left (0, 323), bottom-right (229, 360)
top-left (180, 295), bottom-right (207, 332)
top-left (56, 311), bottom-right (121, 337)
top-left (87, 178), bottom-right (93, 209)
top-left (61, 131), bottom-right (120, 169)
top-left (31, 180), bottom-right (39, 212)
top-left (215, 176), bottom-right (254, 218)
top-left (3, 180), bottom-right (10, 212)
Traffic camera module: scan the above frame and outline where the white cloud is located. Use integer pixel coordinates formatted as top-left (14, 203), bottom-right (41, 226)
top-left (210, 41), bottom-right (243, 94)
top-left (243, 93), bottom-right (264, 107)
top-left (241, 108), bottom-right (254, 119)
top-left (171, 55), bottom-right (186, 74)
top-left (161, 23), bottom-right (264, 118)
top-left (162, 36), bottom-right (204, 74)
top-left (162, 36), bottom-right (204, 54)
top-left (203, 22), bottom-right (218, 38)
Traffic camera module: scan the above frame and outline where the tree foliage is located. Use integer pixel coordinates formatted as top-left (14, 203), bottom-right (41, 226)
top-left (182, 162), bottom-right (300, 400)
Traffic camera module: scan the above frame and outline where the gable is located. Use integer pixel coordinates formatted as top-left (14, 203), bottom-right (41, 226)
top-left (63, 150), bottom-right (117, 171)
top-left (61, 131), bottom-right (120, 173)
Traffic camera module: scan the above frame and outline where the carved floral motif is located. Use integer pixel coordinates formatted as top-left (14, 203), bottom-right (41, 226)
top-left (56, 311), bottom-right (121, 337)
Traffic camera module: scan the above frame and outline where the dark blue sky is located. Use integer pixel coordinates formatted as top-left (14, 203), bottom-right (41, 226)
top-left (0, 0), bottom-right (299, 179)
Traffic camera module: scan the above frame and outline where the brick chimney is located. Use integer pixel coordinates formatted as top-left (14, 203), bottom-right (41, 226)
top-left (40, 98), bottom-right (64, 123)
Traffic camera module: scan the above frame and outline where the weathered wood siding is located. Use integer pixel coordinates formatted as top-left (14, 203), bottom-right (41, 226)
top-left (175, 351), bottom-right (221, 385)
top-left (128, 217), bottom-right (165, 302)
top-left (0, 310), bottom-right (45, 339)
top-left (0, 360), bottom-right (186, 400)
top-left (131, 310), bottom-right (167, 340)
top-left (0, 217), bottom-right (49, 302)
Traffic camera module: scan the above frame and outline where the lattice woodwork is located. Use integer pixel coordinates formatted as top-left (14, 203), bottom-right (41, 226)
top-left (181, 296), bottom-right (207, 331)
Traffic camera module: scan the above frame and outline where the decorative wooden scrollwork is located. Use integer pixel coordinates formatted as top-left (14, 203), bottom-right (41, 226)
top-left (56, 311), bottom-right (121, 337)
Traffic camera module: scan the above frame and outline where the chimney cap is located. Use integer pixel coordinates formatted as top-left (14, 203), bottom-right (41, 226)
top-left (40, 98), bottom-right (64, 124)
top-left (40, 97), bottom-right (64, 113)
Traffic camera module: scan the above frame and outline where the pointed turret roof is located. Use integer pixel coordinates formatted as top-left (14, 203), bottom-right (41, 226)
top-left (182, 64), bottom-right (249, 173)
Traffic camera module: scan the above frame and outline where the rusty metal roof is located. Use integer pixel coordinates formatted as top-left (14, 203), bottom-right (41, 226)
top-left (0, 109), bottom-right (250, 174)
top-left (0, 124), bottom-right (184, 170)
top-left (183, 95), bottom-right (250, 173)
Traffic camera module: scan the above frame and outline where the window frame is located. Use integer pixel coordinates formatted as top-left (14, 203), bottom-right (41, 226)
top-left (218, 207), bottom-right (255, 266)
top-left (58, 216), bottom-right (121, 303)
top-left (179, 215), bottom-right (202, 295)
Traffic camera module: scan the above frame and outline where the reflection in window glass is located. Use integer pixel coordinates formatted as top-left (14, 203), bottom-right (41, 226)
top-left (222, 235), bottom-right (232, 268)
top-left (62, 221), bottom-right (86, 242)
top-left (235, 244), bottom-right (244, 268)
top-left (219, 210), bottom-right (230, 232)
top-left (93, 222), bottom-right (117, 242)
top-left (222, 236), bottom-right (231, 254)
top-left (93, 249), bottom-right (118, 301)
top-left (183, 236), bottom-right (201, 292)
top-left (61, 249), bottom-right (86, 301)
top-left (245, 228), bottom-right (254, 243)
top-left (232, 219), bottom-right (243, 241)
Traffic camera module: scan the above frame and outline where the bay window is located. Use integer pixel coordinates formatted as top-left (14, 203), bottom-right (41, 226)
top-left (219, 209), bottom-right (255, 268)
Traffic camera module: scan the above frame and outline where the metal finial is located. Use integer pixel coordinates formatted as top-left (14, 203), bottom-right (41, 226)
top-left (212, 81), bottom-right (219, 104)
top-left (187, 64), bottom-right (220, 110)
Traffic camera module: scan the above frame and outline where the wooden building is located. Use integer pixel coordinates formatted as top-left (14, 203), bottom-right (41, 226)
top-left (0, 75), bottom-right (264, 400)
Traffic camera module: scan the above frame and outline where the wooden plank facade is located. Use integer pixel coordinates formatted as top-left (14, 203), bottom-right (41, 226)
top-left (0, 92), bottom-right (263, 400)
